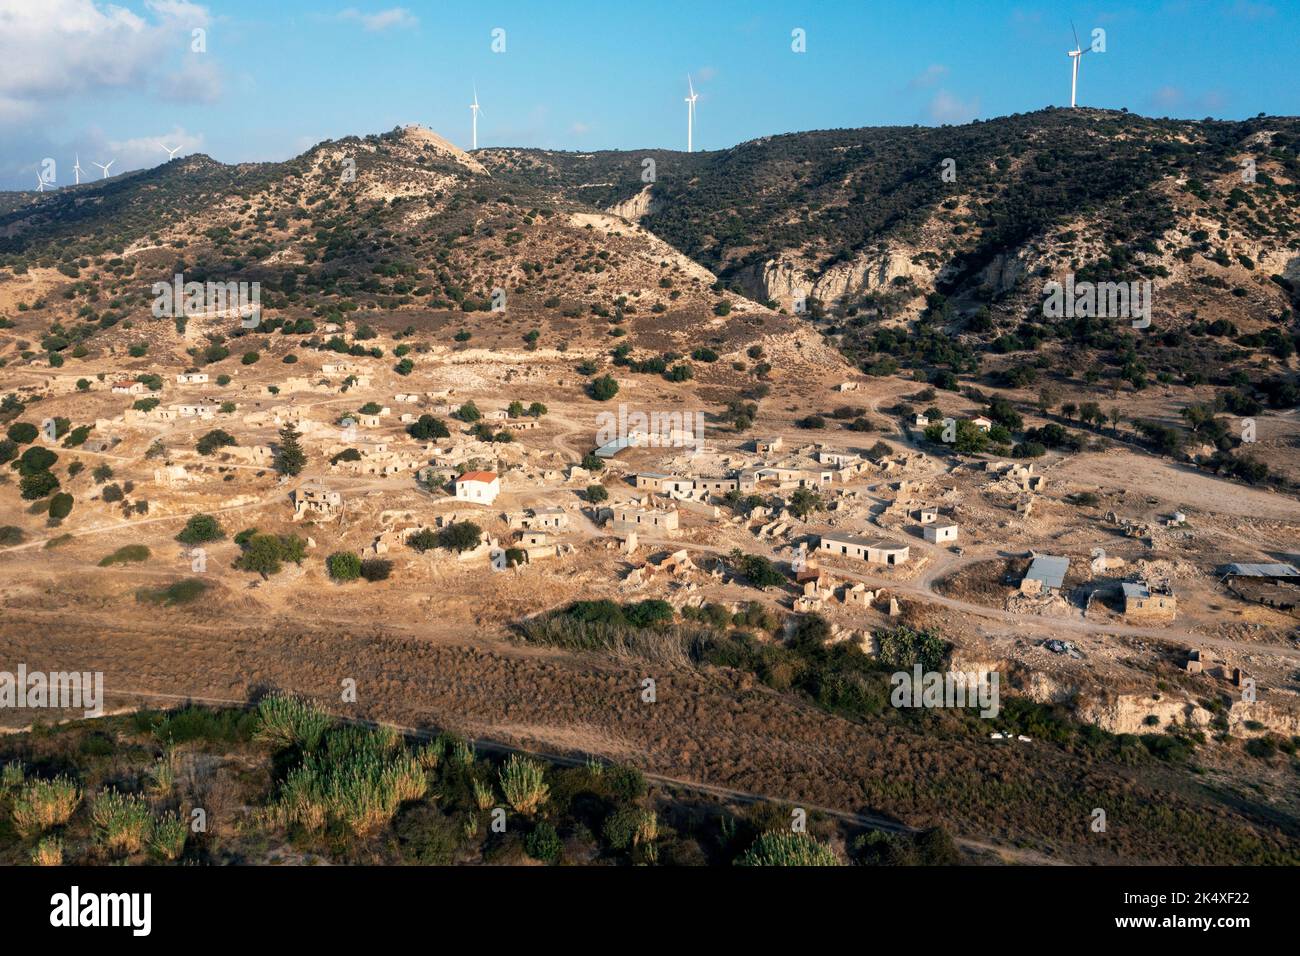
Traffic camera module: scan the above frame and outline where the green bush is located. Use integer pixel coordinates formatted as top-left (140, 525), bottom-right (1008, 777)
top-left (499, 755), bottom-right (549, 815)
top-left (254, 694), bottom-right (332, 752)
top-left (602, 806), bottom-right (658, 850)
top-left (99, 544), bottom-right (150, 566)
top-left (176, 513), bottom-right (224, 544)
top-left (735, 831), bottom-right (840, 866)
top-left (327, 551), bottom-right (362, 581)
top-left (524, 821), bottom-right (562, 863)
top-left (90, 790), bottom-right (153, 853)
top-left (11, 776), bottom-right (81, 836)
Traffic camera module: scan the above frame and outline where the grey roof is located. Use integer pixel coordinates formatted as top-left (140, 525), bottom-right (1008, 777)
top-left (1024, 555), bottom-right (1069, 590)
top-left (1121, 582), bottom-right (1150, 599)
top-left (1226, 562), bottom-right (1300, 578)
top-left (595, 437), bottom-right (634, 458)
top-left (821, 532), bottom-right (907, 552)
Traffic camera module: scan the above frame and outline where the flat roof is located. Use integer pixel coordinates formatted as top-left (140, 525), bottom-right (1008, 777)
top-left (1025, 555), bottom-right (1069, 590)
top-left (821, 532), bottom-right (907, 552)
top-left (1226, 562), bottom-right (1300, 578)
top-left (1121, 582), bottom-right (1150, 598)
top-left (595, 437), bottom-right (634, 458)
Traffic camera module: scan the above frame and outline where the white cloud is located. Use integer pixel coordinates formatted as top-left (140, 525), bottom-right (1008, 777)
top-left (570, 121), bottom-right (591, 135)
top-left (0, 0), bottom-right (218, 125)
top-left (929, 90), bottom-right (979, 124)
top-left (1152, 85), bottom-right (1185, 110)
top-left (105, 126), bottom-right (204, 169)
top-left (908, 64), bottom-right (949, 90)
top-left (337, 7), bottom-right (417, 32)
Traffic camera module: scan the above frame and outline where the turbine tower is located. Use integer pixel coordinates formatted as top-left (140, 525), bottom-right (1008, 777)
top-left (685, 74), bottom-right (699, 153)
top-left (92, 160), bottom-right (114, 180)
top-left (36, 174), bottom-right (49, 193)
top-left (159, 142), bottom-right (182, 160)
top-left (1067, 22), bottom-right (1091, 109)
top-left (73, 155), bottom-right (83, 185)
top-left (469, 87), bottom-right (482, 151)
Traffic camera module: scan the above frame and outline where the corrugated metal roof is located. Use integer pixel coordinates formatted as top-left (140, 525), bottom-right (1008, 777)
top-left (1025, 554), bottom-right (1069, 590)
top-left (595, 437), bottom-right (634, 458)
top-left (1226, 563), bottom-right (1300, 578)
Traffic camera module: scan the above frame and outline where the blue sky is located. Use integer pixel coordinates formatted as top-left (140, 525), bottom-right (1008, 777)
top-left (2, 0), bottom-right (1298, 189)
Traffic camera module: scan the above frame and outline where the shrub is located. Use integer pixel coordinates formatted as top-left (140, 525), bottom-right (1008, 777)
top-left (31, 837), bottom-right (63, 866)
top-left (407, 528), bottom-right (440, 552)
top-left (327, 551), bottom-right (362, 581)
top-left (255, 694), bottom-right (332, 752)
top-left (602, 806), bottom-right (658, 850)
top-left (735, 831), bottom-right (841, 866)
top-left (99, 545), bottom-right (150, 566)
top-left (437, 521), bottom-right (481, 553)
top-left (498, 755), bottom-right (549, 815)
top-left (6, 422), bottom-right (38, 444)
top-left (135, 578), bottom-right (208, 606)
top-left (876, 625), bottom-right (950, 672)
top-left (360, 558), bottom-right (392, 581)
top-left (90, 790), bottom-right (153, 853)
top-left (271, 725), bottom-right (427, 834)
top-left (195, 429), bottom-right (237, 456)
top-left (524, 821), bottom-right (562, 863)
top-left (11, 776), bottom-right (81, 836)
top-left (149, 812), bottom-right (187, 861)
top-left (589, 375), bottom-right (619, 401)
top-left (20, 469), bottom-right (59, 500)
top-left (177, 514), bottom-right (224, 545)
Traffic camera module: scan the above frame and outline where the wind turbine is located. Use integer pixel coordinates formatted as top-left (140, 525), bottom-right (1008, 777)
top-left (74, 155), bottom-right (83, 185)
top-left (159, 142), bottom-right (182, 160)
top-left (469, 86), bottom-right (482, 151)
top-left (92, 160), bottom-right (114, 180)
top-left (1067, 21), bottom-right (1091, 109)
top-left (36, 174), bottom-right (49, 193)
top-left (684, 74), bottom-right (699, 153)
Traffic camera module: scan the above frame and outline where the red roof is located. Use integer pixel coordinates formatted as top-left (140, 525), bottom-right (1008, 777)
top-left (457, 471), bottom-right (498, 484)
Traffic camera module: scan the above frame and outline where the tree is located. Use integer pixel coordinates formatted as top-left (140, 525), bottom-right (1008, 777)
top-left (17, 446), bottom-right (57, 475)
top-left (177, 513), bottom-right (224, 545)
top-left (408, 528), bottom-right (440, 553)
top-left (437, 521), bottom-right (482, 553)
top-left (788, 488), bottom-right (824, 520)
top-left (589, 375), bottom-right (619, 401)
top-left (732, 552), bottom-right (785, 589)
top-left (6, 422), bottom-right (37, 444)
top-left (20, 470), bottom-right (59, 500)
top-left (196, 430), bottom-right (236, 456)
top-left (360, 558), bottom-right (392, 581)
top-left (47, 492), bottom-right (74, 520)
top-left (275, 422), bottom-right (306, 477)
top-left (235, 534), bottom-right (286, 577)
top-left (327, 551), bottom-right (362, 581)
top-left (408, 415), bottom-right (450, 440)
top-left (586, 484), bottom-right (608, 503)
